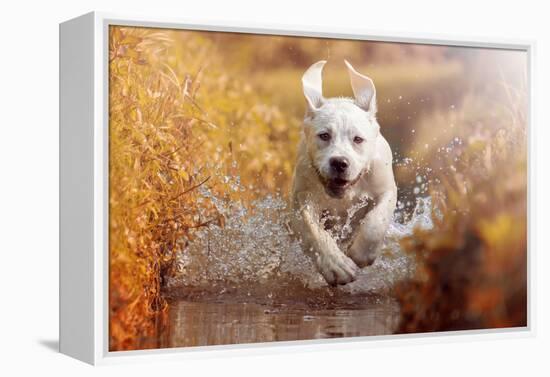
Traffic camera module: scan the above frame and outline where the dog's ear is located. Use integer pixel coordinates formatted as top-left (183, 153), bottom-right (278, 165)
top-left (344, 60), bottom-right (377, 114)
top-left (302, 60), bottom-right (326, 115)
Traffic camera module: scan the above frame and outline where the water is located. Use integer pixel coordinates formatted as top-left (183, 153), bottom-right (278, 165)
top-left (157, 174), bottom-right (434, 348)
top-left (160, 297), bottom-right (400, 348)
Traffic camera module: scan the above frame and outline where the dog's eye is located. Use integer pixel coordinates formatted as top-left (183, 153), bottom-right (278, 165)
top-left (353, 136), bottom-right (364, 144)
top-left (318, 133), bottom-right (331, 141)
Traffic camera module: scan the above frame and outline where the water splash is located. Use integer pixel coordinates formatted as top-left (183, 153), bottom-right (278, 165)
top-left (167, 172), bottom-right (435, 301)
top-left (169, 191), bottom-right (321, 288)
top-left (343, 196), bottom-right (433, 295)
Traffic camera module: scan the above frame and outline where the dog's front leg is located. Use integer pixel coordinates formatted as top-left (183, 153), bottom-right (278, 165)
top-left (293, 205), bottom-right (359, 285)
top-left (347, 188), bottom-right (397, 267)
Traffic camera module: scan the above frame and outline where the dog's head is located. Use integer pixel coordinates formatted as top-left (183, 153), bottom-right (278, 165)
top-left (302, 60), bottom-right (380, 198)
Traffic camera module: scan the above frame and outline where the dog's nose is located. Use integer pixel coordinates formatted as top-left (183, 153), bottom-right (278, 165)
top-left (330, 157), bottom-right (349, 173)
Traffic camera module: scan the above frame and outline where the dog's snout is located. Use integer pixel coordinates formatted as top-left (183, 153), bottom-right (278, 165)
top-left (329, 157), bottom-right (349, 173)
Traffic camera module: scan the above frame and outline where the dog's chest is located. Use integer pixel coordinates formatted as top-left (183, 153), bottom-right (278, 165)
top-left (318, 196), bottom-right (372, 246)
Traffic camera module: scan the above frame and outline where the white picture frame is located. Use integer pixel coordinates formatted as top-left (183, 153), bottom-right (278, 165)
top-left (59, 11), bottom-right (535, 365)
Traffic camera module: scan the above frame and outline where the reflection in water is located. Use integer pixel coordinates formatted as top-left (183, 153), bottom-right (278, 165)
top-left (162, 298), bottom-right (399, 348)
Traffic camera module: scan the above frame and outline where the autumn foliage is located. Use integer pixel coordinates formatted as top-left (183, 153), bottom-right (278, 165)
top-left (396, 85), bottom-right (528, 332)
top-left (108, 26), bottom-right (301, 350)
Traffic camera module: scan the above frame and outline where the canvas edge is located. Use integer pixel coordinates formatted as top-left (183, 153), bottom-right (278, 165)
top-left (96, 10), bottom-right (533, 50)
top-left (59, 11), bottom-right (97, 365)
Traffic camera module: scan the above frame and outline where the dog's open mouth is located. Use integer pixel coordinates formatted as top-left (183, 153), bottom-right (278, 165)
top-left (331, 178), bottom-right (349, 187)
top-left (311, 161), bottom-right (365, 198)
top-left (328, 178), bottom-right (351, 188)
top-left (326, 178), bottom-right (350, 198)
top-left (324, 174), bottom-right (366, 198)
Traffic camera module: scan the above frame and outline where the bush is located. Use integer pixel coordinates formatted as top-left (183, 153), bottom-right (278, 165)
top-left (396, 85), bottom-right (527, 332)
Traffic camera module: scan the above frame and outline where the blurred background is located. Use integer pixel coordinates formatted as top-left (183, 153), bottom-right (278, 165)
top-left (109, 26), bottom-right (527, 350)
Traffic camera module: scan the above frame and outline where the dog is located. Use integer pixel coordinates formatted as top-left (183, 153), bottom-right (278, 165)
top-left (290, 60), bottom-right (397, 286)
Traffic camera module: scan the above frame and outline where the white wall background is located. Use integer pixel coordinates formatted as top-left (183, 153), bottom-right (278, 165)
top-left (0, 0), bottom-right (547, 375)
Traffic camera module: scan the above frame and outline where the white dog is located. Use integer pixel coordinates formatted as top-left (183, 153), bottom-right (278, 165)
top-left (290, 60), bottom-right (397, 286)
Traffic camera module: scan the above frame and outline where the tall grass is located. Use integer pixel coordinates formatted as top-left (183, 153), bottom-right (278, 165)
top-left (109, 27), bottom-right (207, 350)
top-left (108, 26), bottom-right (300, 350)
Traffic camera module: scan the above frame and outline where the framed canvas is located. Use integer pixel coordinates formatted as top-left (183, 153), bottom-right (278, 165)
top-left (59, 11), bottom-right (534, 365)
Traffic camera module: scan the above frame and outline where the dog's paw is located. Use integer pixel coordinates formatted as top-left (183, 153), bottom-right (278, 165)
top-left (347, 239), bottom-right (382, 268)
top-left (316, 250), bottom-right (359, 286)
